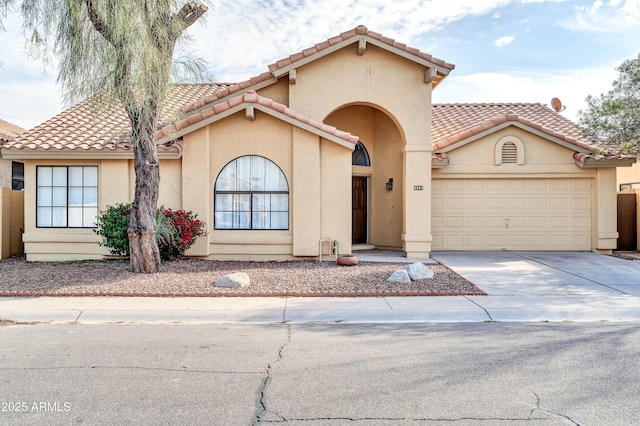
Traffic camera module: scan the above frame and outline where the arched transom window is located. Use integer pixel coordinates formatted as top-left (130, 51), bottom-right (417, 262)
top-left (214, 156), bottom-right (289, 230)
top-left (352, 141), bottom-right (371, 166)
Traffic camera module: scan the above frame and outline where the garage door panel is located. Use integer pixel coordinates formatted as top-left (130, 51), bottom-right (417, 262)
top-left (549, 197), bottom-right (569, 209)
top-left (487, 180), bottom-right (507, 190)
top-left (432, 178), bottom-right (592, 250)
top-left (571, 180), bottom-right (590, 191)
top-left (508, 197), bottom-right (527, 209)
top-left (465, 235), bottom-right (486, 247)
top-left (570, 216), bottom-right (590, 229)
top-left (528, 198), bottom-right (547, 209)
top-left (528, 216), bottom-right (547, 228)
top-left (507, 216), bottom-right (527, 228)
top-left (486, 216), bottom-right (506, 228)
top-left (571, 197), bottom-right (590, 209)
top-left (487, 197), bottom-right (506, 209)
top-left (466, 216), bottom-right (485, 227)
top-left (446, 216), bottom-right (464, 227)
top-left (467, 197), bottom-right (485, 209)
top-left (445, 197), bottom-right (465, 209)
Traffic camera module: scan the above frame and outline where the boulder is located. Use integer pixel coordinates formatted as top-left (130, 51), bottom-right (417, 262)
top-left (214, 272), bottom-right (250, 288)
top-left (404, 262), bottom-right (434, 280)
top-left (387, 269), bottom-right (411, 284)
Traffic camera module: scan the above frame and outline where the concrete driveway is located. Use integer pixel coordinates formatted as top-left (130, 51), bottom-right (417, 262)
top-left (431, 251), bottom-right (640, 322)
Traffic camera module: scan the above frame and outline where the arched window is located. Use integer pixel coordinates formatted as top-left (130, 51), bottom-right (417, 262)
top-left (214, 156), bottom-right (289, 230)
top-left (352, 141), bottom-right (371, 166)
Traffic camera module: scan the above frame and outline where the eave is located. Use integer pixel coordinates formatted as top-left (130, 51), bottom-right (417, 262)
top-left (573, 153), bottom-right (636, 169)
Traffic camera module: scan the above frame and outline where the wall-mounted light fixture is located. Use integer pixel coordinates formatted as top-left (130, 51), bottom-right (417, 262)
top-left (386, 178), bottom-right (394, 191)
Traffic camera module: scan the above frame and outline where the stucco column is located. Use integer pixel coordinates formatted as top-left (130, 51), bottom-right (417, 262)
top-left (181, 127), bottom-right (211, 256)
top-left (292, 129), bottom-right (321, 256)
top-left (402, 144), bottom-right (432, 258)
top-left (595, 168), bottom-right (618, 253)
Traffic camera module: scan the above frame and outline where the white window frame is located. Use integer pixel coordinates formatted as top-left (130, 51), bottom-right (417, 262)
top-left (36, 166), bottom-right (99, 228)
top-left (214, 156), bottom-right (289, 230)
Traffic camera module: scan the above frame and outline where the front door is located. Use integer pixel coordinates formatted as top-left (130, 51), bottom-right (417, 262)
top-left (352, 176), bottom-right (367, 244)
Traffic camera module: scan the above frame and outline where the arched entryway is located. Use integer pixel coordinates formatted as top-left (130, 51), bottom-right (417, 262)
top-left (324, 105), bottom-right (405, 250)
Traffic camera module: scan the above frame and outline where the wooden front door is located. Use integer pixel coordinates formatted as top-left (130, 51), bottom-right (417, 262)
top-left (352, 176), bottom-right (367, 244)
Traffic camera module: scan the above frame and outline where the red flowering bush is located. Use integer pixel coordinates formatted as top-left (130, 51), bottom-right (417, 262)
top-left (95, 204), bottom-right (207, 260)
top-left (157, 208), bottom-right (208, 260)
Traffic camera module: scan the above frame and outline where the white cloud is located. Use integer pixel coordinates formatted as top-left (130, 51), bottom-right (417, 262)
top-left (563, 0), bottom-right (640, 32)
top-left (0, 12), bottom-right (63, 129)
top-left (0, 0), bottom-right (624, 129)
top-left (495, 35), bottom-right (515, 47)
top-left (189, 0), bottom-right (516, 81)
top-left (431, 63), bottom-right (620, 122)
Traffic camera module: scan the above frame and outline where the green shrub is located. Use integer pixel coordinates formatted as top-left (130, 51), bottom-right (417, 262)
top-left (94, 203), bottom-right (131, 256)
top-left (94, 204), bottom-right (207, 260)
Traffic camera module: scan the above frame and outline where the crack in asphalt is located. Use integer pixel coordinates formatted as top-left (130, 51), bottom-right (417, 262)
top-left (252, 324), bottom-right (292, 425)
top-left (530, 391), bottom-right (580, 425)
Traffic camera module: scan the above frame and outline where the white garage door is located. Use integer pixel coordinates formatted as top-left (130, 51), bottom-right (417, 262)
top-left (432, 178), bottom-right (592, 250)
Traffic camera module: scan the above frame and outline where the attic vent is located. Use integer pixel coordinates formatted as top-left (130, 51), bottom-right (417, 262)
top-left (501, 142), bottom-right (518, 164)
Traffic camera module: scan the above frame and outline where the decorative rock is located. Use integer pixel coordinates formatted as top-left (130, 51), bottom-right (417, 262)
top-left (387, 269), bottom-right (411, 284)
top-left (337, 255), bottom-right (358, 266)
top-left (404, 262), bottom-right (434, 280)
top-left (214, 272), bottom-right (250, 288)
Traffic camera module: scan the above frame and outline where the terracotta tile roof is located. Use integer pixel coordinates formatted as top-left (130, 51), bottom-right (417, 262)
top-left (573, 152), bottom-right (635, 168)
top-left (431, 103), bottom-right (595, 152)
top-left (157, 91), bottom-right (359, 146)
top-left (267, 25), bottom-right (454, 74)
top-left (4, 84), bottom-right (228, 152)
top-left (182, 25), bottom-right (454, 114)
top-left (0, 119), bottom-right (26, 143)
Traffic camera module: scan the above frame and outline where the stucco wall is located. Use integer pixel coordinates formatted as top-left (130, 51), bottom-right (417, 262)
top-left (177, 108), bottom-right (352, 260)
top-left (291, 44), bottom-right (434, 255)
top-left (0, 160), bottom-right (11, 188)
top-left (434, 127), bottom-right (589, 176)
top-left (617, 161), bottom-right (640, 190)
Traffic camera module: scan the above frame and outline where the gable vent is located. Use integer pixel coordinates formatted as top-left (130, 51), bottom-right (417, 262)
top-left (501, 142), bottom-right (518, 164)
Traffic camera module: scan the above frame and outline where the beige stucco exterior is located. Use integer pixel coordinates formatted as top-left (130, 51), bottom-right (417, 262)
top-left (617, 161), bottom-right (640, 191)
top-left (5, 29), bottom-right (627, 261)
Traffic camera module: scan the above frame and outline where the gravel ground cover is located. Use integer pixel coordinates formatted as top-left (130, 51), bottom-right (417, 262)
top-left (0, 256), bottom-right (486, 297)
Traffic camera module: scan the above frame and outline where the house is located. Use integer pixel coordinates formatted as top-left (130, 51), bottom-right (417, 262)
top-left (0, 118), bottom-right (26, 190)
top-left (1, 26), bottom-right (635, 262)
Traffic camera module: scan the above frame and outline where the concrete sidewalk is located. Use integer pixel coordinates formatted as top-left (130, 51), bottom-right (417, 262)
top-left (2, 251), bottom-right (640, 324)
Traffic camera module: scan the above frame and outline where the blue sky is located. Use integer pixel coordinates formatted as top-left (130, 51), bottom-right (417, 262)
top-left (1, 0), bottom-right (639, 130)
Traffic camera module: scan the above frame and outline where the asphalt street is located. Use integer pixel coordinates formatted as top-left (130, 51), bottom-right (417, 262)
top-left (1, 322), bottom-right (639, 425)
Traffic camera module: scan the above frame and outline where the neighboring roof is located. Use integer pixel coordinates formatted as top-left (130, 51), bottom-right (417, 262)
top-left (182, 25), bottom-right (455, 114)
top-left (0, 119), bottom-right (26, 143)
top-left (431, 103), bottom-right (595, 153)
top-left (3, 84), bottom-right (227, 153)
top-left (157, 91), bottom-right (359, 149)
